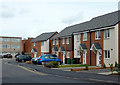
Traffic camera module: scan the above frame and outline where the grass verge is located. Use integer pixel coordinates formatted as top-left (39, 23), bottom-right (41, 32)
top-left (58, 64), bottom-right (87, 68)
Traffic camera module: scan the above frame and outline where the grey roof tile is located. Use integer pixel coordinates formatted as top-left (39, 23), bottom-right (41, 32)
top-left (51, 10), bottom-right (120, 40)
top-left (31, 31), bottom-right (57, 42)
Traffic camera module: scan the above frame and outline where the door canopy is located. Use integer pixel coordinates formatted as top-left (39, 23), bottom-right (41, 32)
top-left (52, 47), bottom-right (58, 52)
top-left (31, 48), bottom-right (37, 53)
top-left (90, 43), bottom-right (102, 54)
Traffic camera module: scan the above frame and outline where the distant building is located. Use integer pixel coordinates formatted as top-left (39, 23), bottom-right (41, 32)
top-left (0, 36), bottom-right (22, 58)
top-left (22, 38), bottom-right (34, 56)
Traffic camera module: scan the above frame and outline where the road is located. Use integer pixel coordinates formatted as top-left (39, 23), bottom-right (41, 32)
top-left (1, 59), bottom-right (120, 85)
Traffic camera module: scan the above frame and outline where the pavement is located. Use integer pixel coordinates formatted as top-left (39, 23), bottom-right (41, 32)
top-left (1, 59), bottom-right (120, 84)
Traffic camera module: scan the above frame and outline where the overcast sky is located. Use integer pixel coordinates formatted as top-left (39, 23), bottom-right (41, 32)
top-left (0, 0), bottom-right (119, 39)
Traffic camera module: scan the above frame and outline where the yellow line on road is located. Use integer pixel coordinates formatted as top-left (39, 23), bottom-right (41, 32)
top-left (5, 62), bottom-right (48, 76)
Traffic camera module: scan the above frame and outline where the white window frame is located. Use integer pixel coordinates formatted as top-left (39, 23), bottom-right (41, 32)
top-left (12, 38), bottom-right (20, 42)
top-left (83, 32), bottom-right (87, 41)
top-left (2, 38), bottom-right (10, 42)
top-left (67, 52), bottom-right (70, 58)
top-left (34, 42), bottom-right (35, 46)
top-left (12, 45), bottom-right (20, 49)
top-left (67, 38), bottom-right (69, 44)
top-left (77, 34), bottom-right (81, 42)
top-left (104, 50), bottom-right (110, 59)
top-left (53, 40), bottom-right (55, 45)
top-left (62, 38), bottom-right (65, 44)
top-left (104, 29), bottom-right (110, 39)
top-left (95, 30), bottom-right (101, 40)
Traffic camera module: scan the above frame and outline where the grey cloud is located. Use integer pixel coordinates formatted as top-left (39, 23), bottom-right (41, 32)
top-left (1, 5), bottom-right (16, 18)
top-left (62, 12), bottom-right (84, 25)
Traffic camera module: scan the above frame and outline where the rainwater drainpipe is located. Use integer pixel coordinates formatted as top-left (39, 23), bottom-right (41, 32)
top-left (90, 30), bottom-right (91, 65)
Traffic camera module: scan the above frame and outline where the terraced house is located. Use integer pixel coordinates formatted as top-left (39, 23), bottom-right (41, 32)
top-left (51, 10), bottom-right (120, 66)
top-left (31, 32), bottom-right (58, 58)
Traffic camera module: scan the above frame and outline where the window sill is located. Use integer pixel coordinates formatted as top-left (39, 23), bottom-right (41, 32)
top-left (95, 38), bottom-right (101, 40)
top-left (104, 37), bottom-right (110, 40)
top-left (105, 58), bottom-right (110, 59)
top-left (83, 40), bottom-right (87, 42)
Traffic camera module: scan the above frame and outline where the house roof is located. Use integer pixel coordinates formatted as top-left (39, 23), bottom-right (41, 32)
top-left (51, 10), bottom-right (120, 40)
top-left (31, 31), bottom-right (57, 42)
top-left (80, 44), bottom-right (87, 50)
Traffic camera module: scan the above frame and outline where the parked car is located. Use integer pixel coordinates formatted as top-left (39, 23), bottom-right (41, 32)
top-left (15, 53), bottom-right (20, 58)
top-left (3, 54), bottom-right (12, 58)
top-left (36, 54), bottom-right (62, 65)
top-left (16, 55), bottom-right (32, 62)
top-left (32, 56), bottom-right (41, 64)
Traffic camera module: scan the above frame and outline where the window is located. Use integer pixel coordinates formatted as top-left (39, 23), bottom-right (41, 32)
top-left (53, 40), bottom-right (55, 45)
top-left (104, 50), bottom-right (110, 59)
top-left (77, 34), bottom-right (81, 41)
top-left (67, 38), bottom-right (69, 44)
top-left (12, 45), bottom-right (20, 49)
top-left (95, 30), bottom-right (101, 40)
top-left (2, 38), bottom-right (10, 42)
top-left (104, 29), bottom-right (110, 39)
top-left (12, 38), bottom-right (20, 42)
top-left (1, 45), bottom-right (10, 48)
top-left (34, 42), bottom-right (35, 46)
top-left (67, 52), bottom-right (70, 58)
top-left (77, 51), bottom-right (80, 56)
top-left (62, 38), bottom-right (65, 44)
top-left (41, 42), bottom-right (44, 46)
top-left (83, 32), bottom-right (87, 41)
top-left (56, 39), bottom-right (58, 45)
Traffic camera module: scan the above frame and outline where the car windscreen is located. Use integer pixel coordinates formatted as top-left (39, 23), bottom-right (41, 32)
top-left (44, 56), bottom-right (49, 59)
top-left (50, 55), bottom-right (57, 59)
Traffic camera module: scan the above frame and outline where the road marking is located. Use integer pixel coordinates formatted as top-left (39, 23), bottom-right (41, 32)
top-left (5, 62), bottom-right (48, 76)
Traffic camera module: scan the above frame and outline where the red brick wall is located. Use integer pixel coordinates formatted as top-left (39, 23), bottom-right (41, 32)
top-left (80, 31), bottom-right (104, 66)
top-left (91, 31), bottom-right (104, 66)
top-left (31, 42), bottom-right (41, 58)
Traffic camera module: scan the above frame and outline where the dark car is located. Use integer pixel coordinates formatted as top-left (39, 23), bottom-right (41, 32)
top-left (16, 55), bottom-right (32, 62)
top-left (36, 54), bottom-right (62, 65)
top-left (3, 54), bottom-right (12, 58)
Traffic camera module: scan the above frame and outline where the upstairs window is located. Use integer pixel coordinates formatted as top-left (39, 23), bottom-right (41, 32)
top-left (53, 40), bottom-right (55, 45)
top-left (95, 30), bottom-right (101, 40)
top-left (34, 42), bottom-right (35, 46)
top-left (83, 32), bottom-right (87, 41)
top-left (77, 34), bottom-right (81, 41)
top-left (67, 38), bottom-right (69, 44)
top-left (104, 29), bottom-right (110, 39)
top-left (62, 38), bottom-right (65, 44)
top-left (12, 38), bottom-right (20, 42)
top-left (56, 39), bottom-right (58, 45)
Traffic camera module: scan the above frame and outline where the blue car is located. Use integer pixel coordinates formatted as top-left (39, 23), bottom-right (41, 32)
top-left (37, 54), bottom-right (62, 65)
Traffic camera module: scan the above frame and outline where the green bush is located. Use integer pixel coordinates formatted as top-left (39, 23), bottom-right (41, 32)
top-left (109, 64), bottom-right (113, 72)
top-left (103, 63), bottom-right (106, 68)
top-left (45, 61), bottom-right (59, 68)
top-left (85, 64), bottom-right (89, 70)
top-left (115, 61), bottom-right (118, 67)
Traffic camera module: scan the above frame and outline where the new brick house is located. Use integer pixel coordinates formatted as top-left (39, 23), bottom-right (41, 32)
top-left (73, 10), bottom-right (120, 67)
top-left (51, 10), bottom-right (120, 66)
top-left (31, 32), bottom-right (58, 58)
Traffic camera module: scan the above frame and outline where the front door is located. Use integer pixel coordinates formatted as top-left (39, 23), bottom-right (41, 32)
top-left (62, 52), bottom-right (65, 64)
top-left (83, 51), bottom-right (86, 64)
top-left (34, 52), bottom-right (37, 58)
top-left (97, 51), bottom-right (101, 66)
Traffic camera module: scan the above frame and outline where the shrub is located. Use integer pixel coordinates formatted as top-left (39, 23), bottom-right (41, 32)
top-left (115, 61), bottom-right (118, 67)
top-left (103, 63), bottom-right (106, 68)
top-left (85, 64), bottom-right (89, 70)
top-left (109, 64), bottom-right (113, 72)
top-left (45, 61), bottom-right (59, 68)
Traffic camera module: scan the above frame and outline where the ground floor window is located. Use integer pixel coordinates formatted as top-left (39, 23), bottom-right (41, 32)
top-left (77, 51), bottom-right (80, 56)
top-left (104, 50), bottom-right (110, 59)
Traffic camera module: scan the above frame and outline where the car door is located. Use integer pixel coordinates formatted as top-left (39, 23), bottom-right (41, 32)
top-left (44, 55), bottom-right (50, 62)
